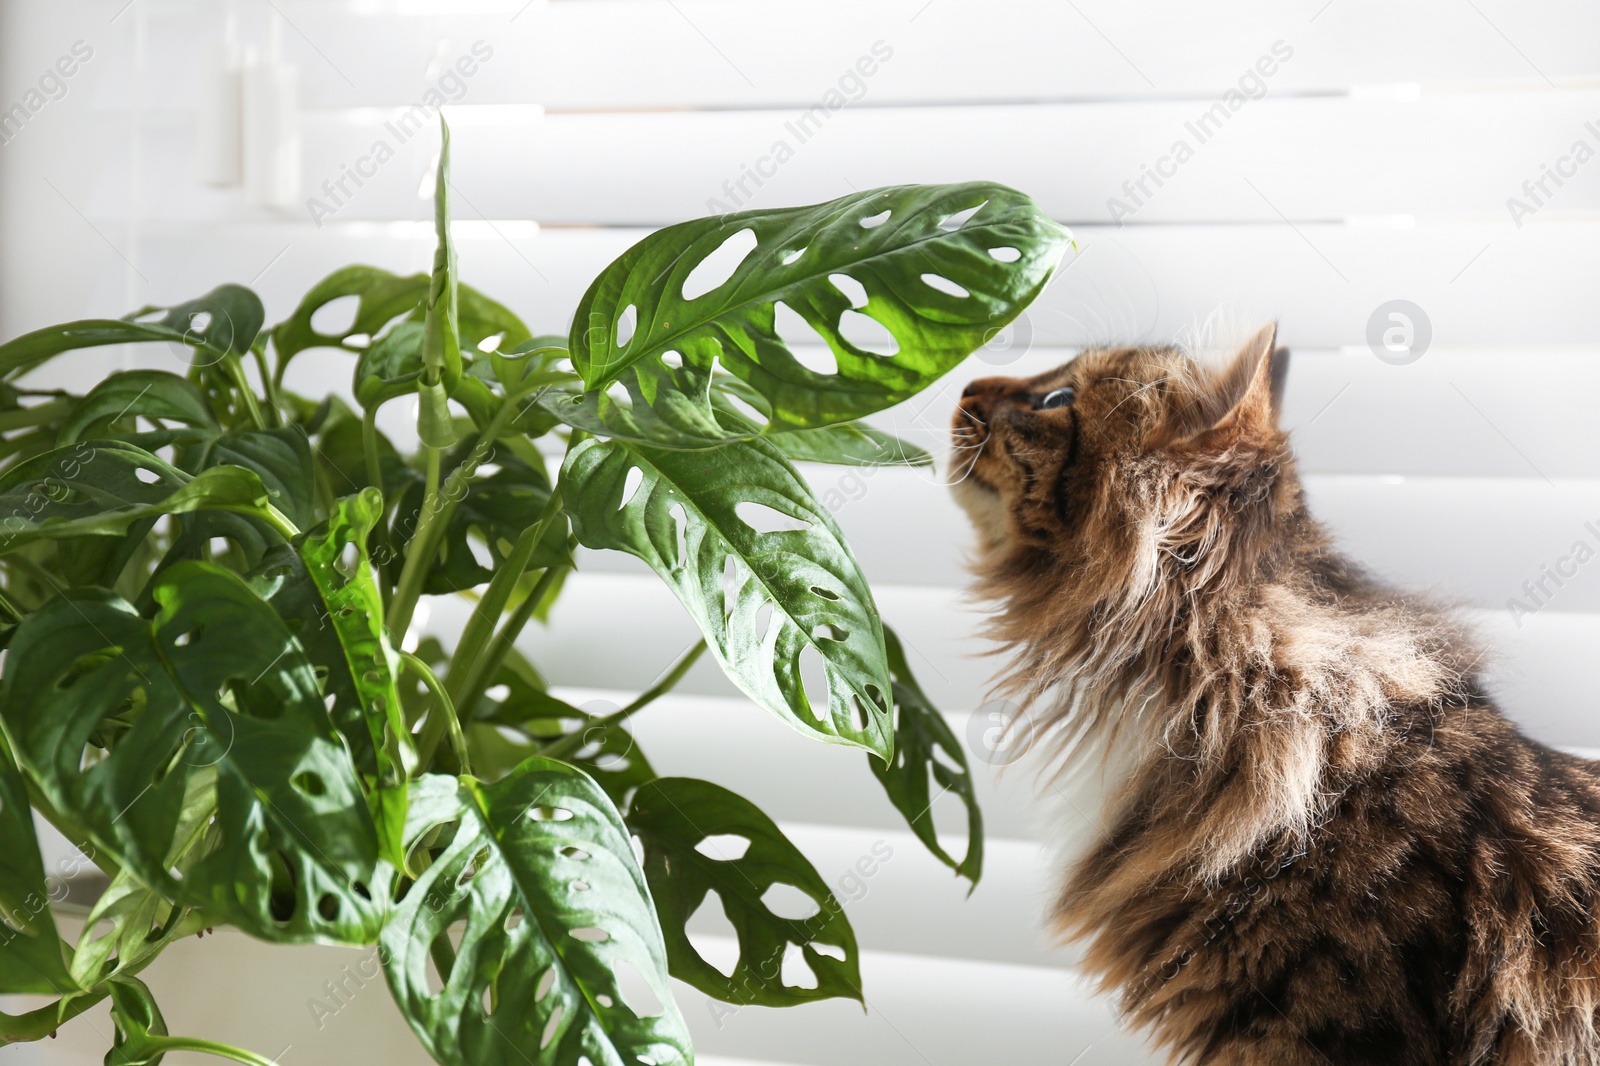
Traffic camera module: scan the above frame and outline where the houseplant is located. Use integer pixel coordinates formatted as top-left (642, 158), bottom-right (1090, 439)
top-left (0, 121), bottom-right (1069, 1065)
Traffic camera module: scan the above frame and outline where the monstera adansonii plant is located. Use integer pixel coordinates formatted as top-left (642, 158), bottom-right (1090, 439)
top-left (0, 120), bottom-right (1070, 1065)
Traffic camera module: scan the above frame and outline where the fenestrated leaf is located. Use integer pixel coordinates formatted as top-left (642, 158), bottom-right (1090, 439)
top-left (562, 435), bottom-right (892, 759)
top-left (767, 420), bottom-right (930, 468)
top-left (0, 285), bottom-right (263, 378)
top-left (381, 766), bottom-right (691, 1066)
top-left (271, 267), bottom-right (429, 366)
top-left (628, 777), bottom-right (862, 1006)
top-left (467, 675), bottom-right (656, 807)
top-left (569, 183), bottom-right (1070, 431)
top-left (0, 441), bottom-right (290, 556)
top-left (0, 739), bottom-right (77, 995)
top-left (297, 489), bottom-right (415, 867)
top-left (57, 370), bottom-right (218, 445)
top-left (0, 562), bottom-right (384, 944)
top-left (872, 627), bottom-right (983, 887)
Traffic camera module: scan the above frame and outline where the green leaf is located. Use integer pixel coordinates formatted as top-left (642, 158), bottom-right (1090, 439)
top-left (873, 628), bottom-right (983, 887)
top-left (562, 435), bottom-right (893, 759)
top-left (297, 489), bottom-right (415, 867)
top-left (0, 562), bottom-right (384, 944)
top-left (271, 267), bottom-right (430, 367)
top-left (0, 441), bottom-right (291, 556)
top-left (382, 767), bottom-right (691, 1066)
top-left (629, 777), bottom-right (862, 1006)
top-left (105, 976), bottom-right (169, 1066)
top-left (422, 117), bottom-right (462, 396)
top-left (0, 740), bottom-right (77, 994)
top-left (57, 371), bottom-right (218, 445)
top-left (191, 427), bottom-right (318, 533)
top-left (569, 183), bottom-right (1069, 430)
top-left (768, 421), bottom-right (930, 468)
top-left (0, 285), bottom-right (263, 378)
top-left (467, 677), bottom-right (656, 807)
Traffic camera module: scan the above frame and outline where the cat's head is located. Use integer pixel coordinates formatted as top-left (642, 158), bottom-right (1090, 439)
top-left (949, 324), bottom-right (1302, 696)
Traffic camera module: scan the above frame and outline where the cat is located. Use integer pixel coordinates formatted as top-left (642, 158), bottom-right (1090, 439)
top-left (949, 324), bottom-right (1600, 1065)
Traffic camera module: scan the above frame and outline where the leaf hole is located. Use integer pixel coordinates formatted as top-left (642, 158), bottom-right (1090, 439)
top-left (859, 208), bottom-right (891, 229)
top-left (477, 332), bottom-right (505, 353)
top-left (527, 806), bottom-right (574, 822)
top-left (828, 273), bottom-right (868, 309)
top-left (613, 958), bottom-right (665, 1018)
top-left (310, 295), bottom-right (361, 337)
top-left (540, 1003), bottom-right (565, 1050)
top-left (486, 684), bottom-right (511, 702)
top-left (172, 629), bottom-right (198, 648)
top-left (782, 943), bottom-right (818, 989)
top-left (614, 305), bottom-right (638, 348)
top-left (811, 623), bottom-right (848, 642)
top-left (762, 882), bottom-right (821, 921)
top-left (668, 502), bottom-right (688, 566)
top-left (735, 501), bottom-right (811, 534)
top-left (682, 227), bottom-right (757, 300)
top-left (207, 536), bottom-right (231, 558)
top-left (619, 466), bottom-right (645, 510)
top-left (987, 246), bottom-right (1022, 262)
top-left (291, 771), bottom-right (327, 797)
top-left (595, 993), bottom-right (613, 1008)
top-left (133, 467), bottom-right (162, 485)
top-left (572, 879), bottom-right (591, 892)
top-left (840, 311), bottom-right (899, 357)
top-left (561, 846), bottom-right (589, 860)
top-left (188, 311), bottom-right (214, 335)
top-left (694, 834), bottom-right (751, 862)
top-left (812, 941), bottom-right (847, 962)
top-left (536, 966), bottom-right (556, 1002)
top-left (938, 203), bottom-right (984, 231)
top-left (781, 246), bottom-right (807, 265)
top-left (344, 332), bottom-right (371, 349)
top-left (570, 926), bottom-right (609, 943)
top-left (660, 350), bottom-right (683, 369)
top-left (921, 273), bottom-right (970, 298)
top-left (685, 896), bottom-right (740, 978)
top-left (317, 893), bottom-right (340, 921)
top-left (799, 645), bottom-right (829, 722)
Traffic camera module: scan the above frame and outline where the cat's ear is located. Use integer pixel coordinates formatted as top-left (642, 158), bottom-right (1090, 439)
top-left (1186, 323), bottom-right (1288, 450)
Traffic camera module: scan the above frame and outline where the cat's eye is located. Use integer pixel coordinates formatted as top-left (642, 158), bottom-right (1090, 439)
top-left (1038, 387), bottom-right (1075, 410)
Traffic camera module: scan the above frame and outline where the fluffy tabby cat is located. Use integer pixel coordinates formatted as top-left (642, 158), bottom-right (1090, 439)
top-left (949, 324), bottom-right (1600, 1065)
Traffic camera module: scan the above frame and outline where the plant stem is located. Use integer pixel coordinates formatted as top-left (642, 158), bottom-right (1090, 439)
top-left (219, 504), bottom-right (299, 541)
top-left (0, 990), bottom-right (108, 1044)
top-left (250, 346), bottom-right (282, 427)
top-left (385, 393), bottom-right (529, 639)
top-left (454, 561), bottom-right (567, 719)
top-left (386, 445), bottom-right (445, 638)
top-left (220, 354), bottom-right (267, 431)
top-left (540, 639), bottom-right (708, 762)
top-left (0, 398), bottom-right (73, 433)
top-left (145, 1036), bottom-right (287, 1066)
top-left (403, 650), bottom-right (471, 774)
top-left (444, 487), bottom-right (567, 707)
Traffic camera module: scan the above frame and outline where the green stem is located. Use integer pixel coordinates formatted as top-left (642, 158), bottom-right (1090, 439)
top-left (403, 650), bottom-right (471, 774)
top-left (218, 504), bottom-right (299, 542)
top-left (385, 392), bottom-right (530, 638)
top-left (443, 487), bottom-right (567, 706)
top-left (220, 354), bottom-right (267, 431)
top-left (0, 398), bottom-right (73, 433)
top-left (0, 990), bottom-right (108, 1043)
top-left (144, 1036), bottom-right (286, 1066)
top-left (540, 640), bottom-right (708, 762)
top-left (453, 561), bottom-right (567, 721)
top-left (386, 445), bottom-right (444, 637)
top-left (250, 346), bottom-right (282, 428)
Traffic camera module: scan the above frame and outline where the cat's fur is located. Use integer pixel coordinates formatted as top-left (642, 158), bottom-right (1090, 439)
top-left (949, 325), bottom-right (1600, 1065)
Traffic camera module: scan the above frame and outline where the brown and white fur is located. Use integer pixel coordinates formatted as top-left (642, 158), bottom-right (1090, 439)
top-left (950, 325), bottom-right (1600, 1065)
